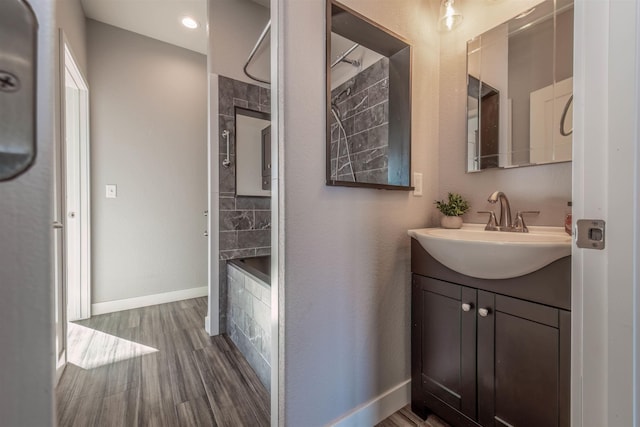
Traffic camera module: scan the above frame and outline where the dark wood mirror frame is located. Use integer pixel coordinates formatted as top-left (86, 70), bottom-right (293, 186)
top-left (326, 0), bottom-right (413, 191)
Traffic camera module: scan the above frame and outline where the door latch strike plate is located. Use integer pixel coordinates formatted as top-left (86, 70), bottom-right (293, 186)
top-left (576, 219), bottom-right (605, 250)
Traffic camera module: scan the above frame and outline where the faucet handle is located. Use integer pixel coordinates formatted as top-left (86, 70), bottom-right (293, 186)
top-left (478, 210), bottom-right (499, 231)
top-left (513, 211), bottom-right (540, 233)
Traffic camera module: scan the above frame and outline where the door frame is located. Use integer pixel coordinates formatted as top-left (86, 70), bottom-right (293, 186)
top-left (60, 31), bottom-right (91, 322)
top-left (571, 0), bottom-right (640, 425)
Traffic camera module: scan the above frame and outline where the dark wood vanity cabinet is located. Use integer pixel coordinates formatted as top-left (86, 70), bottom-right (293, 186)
top-left (411, 239), bottom-right (571, 427)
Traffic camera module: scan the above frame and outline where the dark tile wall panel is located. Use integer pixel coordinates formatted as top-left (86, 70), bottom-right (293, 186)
top-left (218, 75), bottom-right (271, 260)
top-left (218, 76), bottom-right (271, 332)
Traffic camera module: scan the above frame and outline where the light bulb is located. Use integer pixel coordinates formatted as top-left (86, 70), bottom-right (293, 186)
top-left (438, 0), bottom-right (463, 32)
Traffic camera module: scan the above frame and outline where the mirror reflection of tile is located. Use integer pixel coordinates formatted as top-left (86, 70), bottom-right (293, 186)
top-left (330, 58), bottom-right (390, 184)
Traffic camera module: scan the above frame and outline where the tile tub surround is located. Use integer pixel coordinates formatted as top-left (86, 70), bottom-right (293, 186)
top-left (218, 75), bottom-right (271, 332)
top-left (330, 57), bottom-right (390, 183)
top-left (226, 262), bottom-right (271, 390)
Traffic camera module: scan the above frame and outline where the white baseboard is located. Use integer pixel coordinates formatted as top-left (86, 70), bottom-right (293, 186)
top-left (55, 351), bottom-right (67, 387)
top-left (329, 379), bottom-right (411, 427)
top-left (91, 286), bottom-right (208, 315)
top-left (205, 315), bottom-right (211, 335)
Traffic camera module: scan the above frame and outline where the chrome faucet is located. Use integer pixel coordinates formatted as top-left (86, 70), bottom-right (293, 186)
top-left (488, 191), bottom-right (512, 231)
top-left (485, 191), bottom-right (540, 232)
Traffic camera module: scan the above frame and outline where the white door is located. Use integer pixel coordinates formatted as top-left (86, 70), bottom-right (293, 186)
top-left (65, 71), bottom-right (82, 321)
top-left (1, 0), bottom-right (57, 424)
top-left (572, 0), bottom-right (639, 425)
top-left (63, 41), bottom-right (90, 322)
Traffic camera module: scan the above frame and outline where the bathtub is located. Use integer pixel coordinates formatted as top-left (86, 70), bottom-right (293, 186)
top-left (229, 256), bottom-right (270, 285)
top-left (226, 256), bottom-right (271, 390)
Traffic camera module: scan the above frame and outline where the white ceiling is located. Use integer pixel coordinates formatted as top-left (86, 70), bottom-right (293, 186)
top-left (81, 0), bottom-right (208, 54)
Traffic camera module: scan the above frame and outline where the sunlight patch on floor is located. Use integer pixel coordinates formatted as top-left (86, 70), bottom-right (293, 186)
top-left (67, 322), bottom-right (158, 369)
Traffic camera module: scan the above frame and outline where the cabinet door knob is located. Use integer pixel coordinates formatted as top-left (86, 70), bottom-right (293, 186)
top-left (478, 308), bottom-right (490, 317)
top-left (461, 303), bottom-right (472, 312)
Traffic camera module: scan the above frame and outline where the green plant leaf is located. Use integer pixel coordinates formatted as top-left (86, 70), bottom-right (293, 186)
top-left (434, 192), bottom-right (470, 216)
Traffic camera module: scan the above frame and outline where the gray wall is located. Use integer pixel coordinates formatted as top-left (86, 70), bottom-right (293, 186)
top-left (56, 0), bottom-right (87, 75)
top-left (280, 0), bottom-right (441, 424)
top-left (87, 20), bottom-right (208, 303)
top-left (0, 0), bottom-right (55, 424)
top-left (439, 0), bottom-right (572, 227)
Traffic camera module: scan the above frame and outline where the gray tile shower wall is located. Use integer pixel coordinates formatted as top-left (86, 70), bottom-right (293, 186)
top-left (218, 75), bottom-right (271, 332)
top-left (330, 58), bottom-right (390, 183)
top-left (218, 75), bottom-right (271, 259)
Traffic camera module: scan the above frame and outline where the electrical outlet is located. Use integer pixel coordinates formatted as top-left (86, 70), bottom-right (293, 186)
top-left (413, 172), bottom-right (423, 196)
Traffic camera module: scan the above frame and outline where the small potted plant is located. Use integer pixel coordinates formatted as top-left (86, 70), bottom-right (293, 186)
top-left (435, 192), bottom-right (470, 229)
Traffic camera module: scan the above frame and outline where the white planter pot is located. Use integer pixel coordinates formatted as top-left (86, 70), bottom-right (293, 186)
top-left (441, 216), bottom-right (463, 229)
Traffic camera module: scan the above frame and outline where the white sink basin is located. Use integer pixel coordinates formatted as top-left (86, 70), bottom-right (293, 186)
top-left (408, 223), bottom-right (571, 279)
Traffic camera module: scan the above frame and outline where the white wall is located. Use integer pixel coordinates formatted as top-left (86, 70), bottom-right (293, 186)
top-left (439, 0), bottom-right (572, 227)
top-left (87, 20), bottom-right (208, 304)
top-left (0, 0), bottom-right (55, 424)
top-left (209, 0), bottom-right (270, 85)
top-left (279, 0), bottom-right (440, 424)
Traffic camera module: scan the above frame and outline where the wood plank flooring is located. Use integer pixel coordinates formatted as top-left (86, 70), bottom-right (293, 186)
top-left (376, 406), bottom-right (451, 427)
top-left (56, 297), bottom-right (270, 427)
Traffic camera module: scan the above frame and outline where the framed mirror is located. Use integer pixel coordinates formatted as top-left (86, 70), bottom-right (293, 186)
top-left (235, 107), bottom-right (271, 197)
top-left (326, 0), bottom-right (412, 190)
top-left (467, 0), bottom-right (574, 172)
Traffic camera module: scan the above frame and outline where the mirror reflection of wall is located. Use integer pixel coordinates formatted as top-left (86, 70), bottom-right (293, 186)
top-left (467, 0), bottom-right (574, 172)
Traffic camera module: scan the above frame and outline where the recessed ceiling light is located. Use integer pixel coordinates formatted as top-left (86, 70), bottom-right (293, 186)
top-left (181, 17), bottom-right (199, 29)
